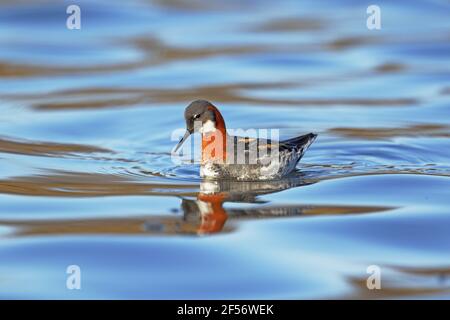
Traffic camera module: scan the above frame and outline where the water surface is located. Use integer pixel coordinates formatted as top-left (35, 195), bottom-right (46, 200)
top-left (0, 0), bottom-right (450, 299)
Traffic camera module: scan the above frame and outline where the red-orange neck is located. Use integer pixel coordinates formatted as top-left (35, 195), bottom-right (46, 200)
top-left (201, 106), bottom-right (227, 163)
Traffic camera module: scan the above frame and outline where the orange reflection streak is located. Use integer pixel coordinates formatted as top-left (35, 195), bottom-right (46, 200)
top-left (196, 193), bottom-right (228, 234)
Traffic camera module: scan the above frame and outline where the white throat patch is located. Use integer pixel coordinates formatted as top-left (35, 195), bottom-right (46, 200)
top-left (199, 120), bottom-right (217, 134)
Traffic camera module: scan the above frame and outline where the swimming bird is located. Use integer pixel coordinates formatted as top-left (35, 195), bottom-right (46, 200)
top-left (174, 100), bottom-right (317, 180)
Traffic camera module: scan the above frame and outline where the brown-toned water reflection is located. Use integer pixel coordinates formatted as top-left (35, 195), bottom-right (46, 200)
top-left (0, 178), bottom-right (394, 237)
top-left (344, 266), bottom-right (450, 299)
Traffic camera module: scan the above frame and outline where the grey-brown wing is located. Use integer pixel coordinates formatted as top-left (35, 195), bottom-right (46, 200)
top-left (228, 135), bottom-right (280, 160)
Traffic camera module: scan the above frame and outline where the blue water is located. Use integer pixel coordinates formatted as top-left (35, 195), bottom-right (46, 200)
top-left (0, 0), bottom-right (449, 299)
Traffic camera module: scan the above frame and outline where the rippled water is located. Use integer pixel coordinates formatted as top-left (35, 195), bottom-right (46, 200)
top-left (1, 0), bottom-right (450, 299)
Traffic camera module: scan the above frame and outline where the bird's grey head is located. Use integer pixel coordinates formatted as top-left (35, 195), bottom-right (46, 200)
top-left (184, 100), bottom-right (217, 132)
top-left (174, 100), bottom-right (218, 152)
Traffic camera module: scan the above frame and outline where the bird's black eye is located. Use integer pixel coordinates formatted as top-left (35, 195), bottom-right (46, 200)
top-left (193, 114), bottom-right (200, 120)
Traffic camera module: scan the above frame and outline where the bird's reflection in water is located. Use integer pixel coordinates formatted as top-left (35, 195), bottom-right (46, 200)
top-left (152, 175), bottom-right (314, 235)
top-left (0, 174), bottom-right (393, 238)
top-left (145, 175), bottom-right (394, 236)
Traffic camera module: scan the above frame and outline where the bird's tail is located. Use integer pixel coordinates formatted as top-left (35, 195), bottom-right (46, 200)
top-left (281, 133), bottom-right (317, 151)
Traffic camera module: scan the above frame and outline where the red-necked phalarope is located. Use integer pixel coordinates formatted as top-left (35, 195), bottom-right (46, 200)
top-left (174, 100), bottom-right (317, 180)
